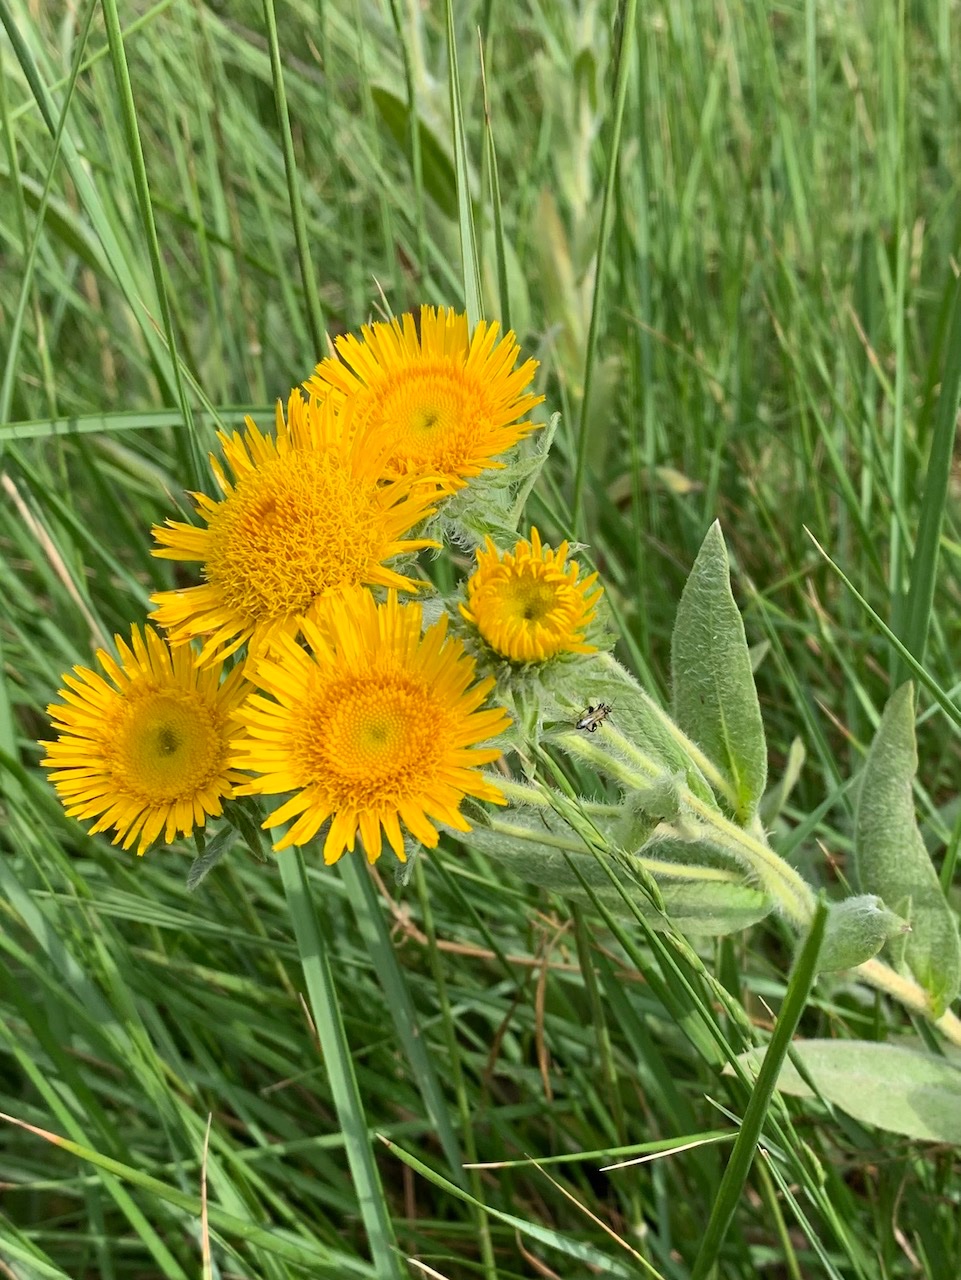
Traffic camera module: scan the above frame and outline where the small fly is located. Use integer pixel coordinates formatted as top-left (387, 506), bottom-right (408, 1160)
top-left (575, 701), bottom-right (613, 733)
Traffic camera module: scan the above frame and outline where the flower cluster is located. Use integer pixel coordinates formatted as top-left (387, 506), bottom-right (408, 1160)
top-left (43, 306), bottom-right (604, 866)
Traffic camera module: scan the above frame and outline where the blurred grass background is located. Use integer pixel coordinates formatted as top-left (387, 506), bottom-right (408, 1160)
top-left (2, 0), bottom-right (961, 1276)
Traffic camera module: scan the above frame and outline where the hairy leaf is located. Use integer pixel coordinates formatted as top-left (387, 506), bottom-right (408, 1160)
top-left (855, 683), bottom-right (961, 1015)
top-left (734, 1040), bottom-right (961, 1145)
top-left (462, 823), bottom-right (771, 935)
top-left (671, 522), bottom-right (767, 821)
top-left (817, 895), bottom-right (909, 972)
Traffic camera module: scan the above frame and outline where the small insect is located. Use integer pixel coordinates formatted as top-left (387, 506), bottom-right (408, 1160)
top-left (575, 701), bottom-right (613, 732)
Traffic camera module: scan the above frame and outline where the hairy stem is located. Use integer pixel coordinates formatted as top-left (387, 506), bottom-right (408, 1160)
top-left (596, 651), bottom-right (742, 809)
top-left (539, 725), bottom-right (961, 1043)
top-left (557, 730), bottom-right (815, 930)
top-left (853, 956), bottom-right (961, 1047)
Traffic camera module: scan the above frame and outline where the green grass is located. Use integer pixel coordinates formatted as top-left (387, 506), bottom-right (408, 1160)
top-left (3, 0), bottom-right (961, 1276)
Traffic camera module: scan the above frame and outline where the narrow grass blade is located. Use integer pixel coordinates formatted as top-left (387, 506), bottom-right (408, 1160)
top-left (386, 0), bottom-right (428, 273)
top-left (261, 0), bottom-right (326, 357)
top-left (99, 0), bottom-right (204, 487)
top-left (808, 530), bottom-right (961, 734)
top-left (278, 847), bottom-right (403, 1280)
top-left (0, 1111), bottom-right (374, 1274)
top-left (690, 898), bottom-right (827, 1280)
top-left (412, 860), bottom-right (498, 1278)
top-left (445, 0), bottom-right (482, 324)
top-left (572, 0), bottom-right (638, 536)
top-left (0, 1226), bottom-right (73, 1279)
top-left (0, 406), bottom-right (264, 442)
top-left (381, 1137), bottom-right (647, 1279)
top-left (478, 35), bottom-right (509, 331)
top-left (897, 272), bottom-right (961, 676)
top-left (0, 0), bottom-right (178, 398)
top-left (338, 856), bottom-right (466, 1182)
top-left (0, 0), bottom-right (95, 428)
top-left (0, 1026), bottom-right (191, 1280)
top-left (6, 0), bottom-right (181, 124)
top-left (467, 1130), bottom-right (732, 1170)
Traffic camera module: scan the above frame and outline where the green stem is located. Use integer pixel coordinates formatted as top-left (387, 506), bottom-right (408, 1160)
top-left (557, 731), bottom-right (816, 930)
top-left (554, 730), bottom-right (657, 788)
top-left (497, 776), bottom-right (621, 817)
top-left (277, 849), bottom-right (402, 1279)
top-left (755, 1157), bottom-right (804, 1280)
top-left (547, 722), bottom-right (961, 1044)
top-left (853, 956), bottom-right (961, 1047)
top-left (414, 862), bottom-right (498, 1280)
top-left (596, 652), bottom-right (741, 809)
top-left (486, 815), bottom-right (749, 885)
top-left (682, 793), bottom-right (816, 930)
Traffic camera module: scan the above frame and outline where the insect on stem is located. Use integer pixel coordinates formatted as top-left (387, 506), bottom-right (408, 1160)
top-left (575, 702), bottom-right (613, 733)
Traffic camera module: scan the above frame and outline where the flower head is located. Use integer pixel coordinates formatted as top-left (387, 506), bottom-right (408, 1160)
top-left (232, 589), bottom-right (511, 863)
top-left (150, 392), bottom-right (440, 666)
top-left (41, 625), bottom-right (249, 854)
top-left (304, 306), bottom-right (544, 489)
top-left (461, 527), bottom-right (603, 663)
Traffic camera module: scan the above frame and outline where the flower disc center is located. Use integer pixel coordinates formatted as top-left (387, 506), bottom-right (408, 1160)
top-left (111, 690), bottom-right (222, 802)
top-left (378, 368), bottom-right (483, 464)
top-left (503, 573), bottom-right (564, 624)
top-left (296, 675), bottom-right (440, 800)
top-left (205, 452), bottom-right (379, 622)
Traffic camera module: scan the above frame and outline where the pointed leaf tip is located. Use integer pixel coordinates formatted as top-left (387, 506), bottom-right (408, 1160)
top-left (855, 682), bottom-right (961, 1014)
top-left (671, 523), bottom-right (767, 821)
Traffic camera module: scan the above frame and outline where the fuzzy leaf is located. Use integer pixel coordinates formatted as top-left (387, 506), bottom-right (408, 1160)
top-left (671, 522), bottom-right (767, 821)
top-left (186, 826), bottom-right (234, 890)
top-left (462, 822), bottom-right (771, 936)
top-left (855, 683), bottom-right (961, 1015)
top-left (733, 1040), bottom-right (961, 1145)
top-left (553, 659), bottom-right (719, 809)
top-left (817, 895), bottom-right (909, 972)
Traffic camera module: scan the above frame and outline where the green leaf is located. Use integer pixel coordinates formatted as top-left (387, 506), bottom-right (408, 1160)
top-left (462, 822), bottom-right (771, 936)
top-left (185, 826), bottom-right (234, 891)
top-left (371, 86), bottom-right (458, 220)
top-left (226, 797), bottom-right (271, 862)
top-left (855, 683), bottom-right (961, 1015)
top-left (759, 736), bottom-right (806, 828)
top-left (733, 1040), bottom-right (961, 1145)
top-left (692, 899), bottom-right (827, 1280)
top-left (895, 272), bottom-right (961, 677)
top-left (552, 657), bottom-right (719, 809)
top-left (816, 895), bottom-right (909, 972)
top-left (671, 521), bottom-right (767, 821)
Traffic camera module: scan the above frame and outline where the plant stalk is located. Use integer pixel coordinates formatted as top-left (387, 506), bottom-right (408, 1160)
top-left (557, 730), bottom-right (816, 929)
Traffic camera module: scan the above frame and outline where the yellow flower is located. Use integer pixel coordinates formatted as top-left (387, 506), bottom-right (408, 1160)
top-left (461, 527), bottom-right (603, 663)
top-left (304, 306), bottom-right (544, 489)
top-left (150, 392), bottom-right (440, 666)
top-left (41, 625), bottom-right (248, 855)
top-left (232, 589), bottom-right (510, 863)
